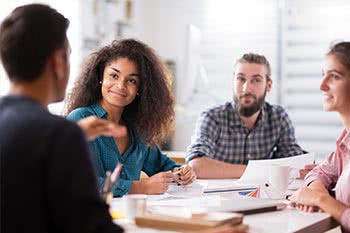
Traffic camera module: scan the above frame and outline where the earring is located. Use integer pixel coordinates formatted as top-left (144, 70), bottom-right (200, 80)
top-left (99, 80), bottom-right (102, 84)
top-left (136, 92), bottom-right (139, 96)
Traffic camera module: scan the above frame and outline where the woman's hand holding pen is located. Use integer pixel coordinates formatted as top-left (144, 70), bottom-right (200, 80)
top-left (173, 165), bottom-right (197, 185)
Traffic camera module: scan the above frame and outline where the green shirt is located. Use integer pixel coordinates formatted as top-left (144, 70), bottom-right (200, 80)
top-left (67, 104), bottom-right (179, 197)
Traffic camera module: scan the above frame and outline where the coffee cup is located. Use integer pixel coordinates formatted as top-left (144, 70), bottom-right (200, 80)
top-left (268, 164), bottom-right (294, 199)
top-left (122, 194), bottom-right (147, 222)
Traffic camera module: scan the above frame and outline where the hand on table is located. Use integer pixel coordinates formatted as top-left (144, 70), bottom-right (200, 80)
top-left (289, 187), bottom-right (327, 213)
top-left (142, 171), bottom-right (174, 194)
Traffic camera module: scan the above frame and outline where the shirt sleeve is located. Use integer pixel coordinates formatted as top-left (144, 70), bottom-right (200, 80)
top-left (304, 151), bottom-right (339, 190)
top-left (185, 111), bottom-right (220, 162)
top-left (111, 178), bottom-right (133, 197)
top-left (48, 121), bottom-right (123, 233)
top-left (66, 108), bottom-right (93, 122)
top-left (142, 146), bottom-right (180, 176)
top-left (273, 108), bottom-right (305, 158)
top-left (341, 208), bottom-right (350, 231)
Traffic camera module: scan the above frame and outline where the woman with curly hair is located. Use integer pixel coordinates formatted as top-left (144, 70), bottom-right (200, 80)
top-left (65, 39), bottom-right (195, 197)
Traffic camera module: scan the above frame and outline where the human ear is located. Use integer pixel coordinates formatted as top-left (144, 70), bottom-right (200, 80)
top-left (51, 49), bottom-right (66, 81)
top-left (266, 78), bottom-right (272, 92)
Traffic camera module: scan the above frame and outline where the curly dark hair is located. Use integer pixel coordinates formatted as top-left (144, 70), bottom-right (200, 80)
top-left (65, 39), bottom-right (175, 146)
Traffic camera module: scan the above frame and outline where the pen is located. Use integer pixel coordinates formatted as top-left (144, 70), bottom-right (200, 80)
top-left (101, 163), bottom-right (123, 204)
top-left (103, 171), bottom-right (112, 193)
top-left (110, 163), bottom-right (123, 187)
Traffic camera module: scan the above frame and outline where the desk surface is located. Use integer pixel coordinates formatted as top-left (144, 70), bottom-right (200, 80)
top-left (111, 179), bottom-right (339, 233)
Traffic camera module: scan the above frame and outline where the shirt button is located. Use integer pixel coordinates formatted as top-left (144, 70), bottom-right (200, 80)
top-left (247, 154), bottom-right (251, 158)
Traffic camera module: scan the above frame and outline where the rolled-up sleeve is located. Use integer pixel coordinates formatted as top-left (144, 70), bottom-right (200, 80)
top-left (112, 178), bottom-right (132, 197)
top-left (304, 152), bottom-right (339, 189)
top-left (186, 112), bottom-right (220, 162)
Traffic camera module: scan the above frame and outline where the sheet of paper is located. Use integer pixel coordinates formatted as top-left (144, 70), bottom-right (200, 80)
top-left (196, 179), bottom-right (257, 194)
top-left (147, 195), bottom-right (227, 208)
top-left (238, 153), bottom-right (315, 184)
top-left (166, 181), bottom-right (206, 196)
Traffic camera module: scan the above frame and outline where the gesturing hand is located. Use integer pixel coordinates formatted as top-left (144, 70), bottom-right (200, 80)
top-left (77, 116), bottom-right (118, 141)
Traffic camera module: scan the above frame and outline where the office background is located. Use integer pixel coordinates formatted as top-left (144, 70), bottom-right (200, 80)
top-left (1, 0), bottom-right (349, 161)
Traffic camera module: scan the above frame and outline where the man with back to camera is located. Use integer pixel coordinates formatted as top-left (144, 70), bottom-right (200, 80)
top-left (0, 4), bottom-right (124, 233)
top-left (0, 4), bottom-right (249, 233)
top-left (186, 53), bottom-right (305, 178)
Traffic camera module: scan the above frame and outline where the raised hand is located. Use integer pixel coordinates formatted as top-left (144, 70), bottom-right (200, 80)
top-left (77, 116), bottom-right (118, 141)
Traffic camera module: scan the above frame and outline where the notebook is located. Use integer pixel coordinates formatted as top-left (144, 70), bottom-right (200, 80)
top-left (135, 211), bottom-right (243, 231)
top-left (209, 196), bottom-right (287, 215)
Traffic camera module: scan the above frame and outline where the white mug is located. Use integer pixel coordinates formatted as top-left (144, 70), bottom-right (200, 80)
top-left (268, 164), bottom-right (294, 199)
top-left (122, 194), bottom-right (147, 222)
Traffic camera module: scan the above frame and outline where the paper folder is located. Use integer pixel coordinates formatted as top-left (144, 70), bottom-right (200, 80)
top-left (135, 212), bottom-right (243, 231)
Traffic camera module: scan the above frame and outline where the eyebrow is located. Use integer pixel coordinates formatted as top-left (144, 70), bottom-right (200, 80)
top-left (110, 67), bottom-right (140, 77)
top-left (252, 74), bottom-right (264, 78)
top-left (236, 73), bottom-right (264, 79)
top-left (324, 69), bottom-right (344, 76)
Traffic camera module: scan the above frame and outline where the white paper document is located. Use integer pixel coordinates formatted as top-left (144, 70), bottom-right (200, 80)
top-left (197, 179), bottom-right (258, 194)
top-left (166, 179), bottom-right (258, 195)
top-left (238, 153), bottom-right (315, 184)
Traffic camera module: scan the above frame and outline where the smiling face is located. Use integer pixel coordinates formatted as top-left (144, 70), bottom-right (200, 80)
top-left (320, 54), bottom-right (350, 116)
top-left (233, 62), bottom-right (272, 117)
top-left (100, 57), bottom-right (140, 111)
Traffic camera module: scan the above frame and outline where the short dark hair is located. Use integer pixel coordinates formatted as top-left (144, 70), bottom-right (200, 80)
top-left (0, 4), bottom-right (69, 82)
top-left (235, 53), bottom-right (271, 79)
top-left (327, 41), bottom-right (350, 72)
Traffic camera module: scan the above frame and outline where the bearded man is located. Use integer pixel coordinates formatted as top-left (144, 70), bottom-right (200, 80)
top-left (186, 53), bottom-right (305, 178)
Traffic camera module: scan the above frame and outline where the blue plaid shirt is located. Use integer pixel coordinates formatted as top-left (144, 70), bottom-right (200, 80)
top-left (186, 102), bottom-right (304, 164)
top-left (67, 104), bottom-right (179, 197)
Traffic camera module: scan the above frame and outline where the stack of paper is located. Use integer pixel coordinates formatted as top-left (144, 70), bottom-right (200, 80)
top-left (238, 153), bottom-right (315, 184)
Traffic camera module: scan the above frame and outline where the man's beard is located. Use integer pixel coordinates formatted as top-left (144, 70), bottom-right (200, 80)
top-left (234, 90), bottom-right (266, 117)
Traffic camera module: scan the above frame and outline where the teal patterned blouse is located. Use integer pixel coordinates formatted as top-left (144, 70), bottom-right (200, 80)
top-left (67, 104), bottom-right (179, 197)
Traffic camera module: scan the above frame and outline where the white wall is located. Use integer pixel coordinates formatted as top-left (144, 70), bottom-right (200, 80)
top-left (281, 0), bottom-right (350, 159)
top-left (0, 0), bottom-right (81, 115)
top-left (135, 0), bottom-right (280, 152)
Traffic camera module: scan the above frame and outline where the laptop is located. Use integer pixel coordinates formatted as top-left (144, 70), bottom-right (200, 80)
top-left (208, 196), bottom-right (287, 215)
